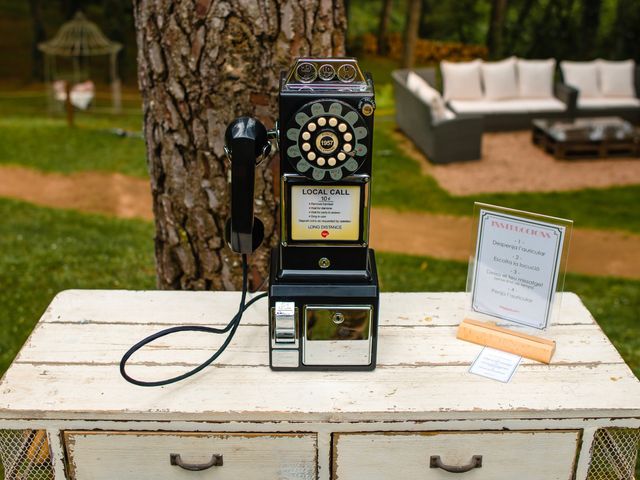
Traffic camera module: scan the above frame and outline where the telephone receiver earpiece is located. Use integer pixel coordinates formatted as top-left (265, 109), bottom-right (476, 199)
top-left (223, 116), bottom-right (268, 254)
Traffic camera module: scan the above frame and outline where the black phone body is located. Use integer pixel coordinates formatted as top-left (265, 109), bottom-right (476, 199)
top-left (268, 58), bottom-right (379, 371)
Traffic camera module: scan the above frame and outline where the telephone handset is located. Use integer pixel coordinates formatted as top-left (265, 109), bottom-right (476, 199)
top-left (119, 117), bottom-right (273, 387)
top-left (120, 57), bottom-right (379, 386)
top-left (223, 117), bottom-right (270, 254)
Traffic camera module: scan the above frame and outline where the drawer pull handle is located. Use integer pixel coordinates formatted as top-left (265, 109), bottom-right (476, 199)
top-left (170, 453), bottom-right (223, 471)
top-left (430, 455), bottom-right (482, 473)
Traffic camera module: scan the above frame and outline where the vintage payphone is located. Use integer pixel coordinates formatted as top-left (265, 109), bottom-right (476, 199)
top-left (121, 57), bottom-right (378, 385)
top-left (224, 58), bottom-right (379, 370)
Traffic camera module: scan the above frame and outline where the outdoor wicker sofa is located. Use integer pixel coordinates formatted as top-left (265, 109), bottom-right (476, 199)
top-left (411, 65), bottom-right (576, 132)
top-left (392, 68), bottom-right (483, 164)
top-left (560, 61), bottom-right (640, 123)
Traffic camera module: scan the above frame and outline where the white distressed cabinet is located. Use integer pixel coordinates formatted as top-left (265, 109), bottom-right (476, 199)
top-left (0, 291), bottom-right (638, 480)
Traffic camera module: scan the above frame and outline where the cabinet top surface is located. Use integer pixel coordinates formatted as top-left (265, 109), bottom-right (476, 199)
top-left (0, 290), bottom-right (638, 423)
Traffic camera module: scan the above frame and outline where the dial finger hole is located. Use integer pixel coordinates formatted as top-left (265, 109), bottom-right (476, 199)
top-left (307, 122), bottom-right (317, 132)
top-left (302, 131), bottom-right (311, 140)
top-left (343, 132), bottom-right (353, 142)
top-left (328, 157), bottom-right (336, 166)
top-left (329, 117), bottom-right (338, 127)
top-left (308, 152), bottom-right (316, 161)
top-left (343, 143), bottom-right (352, 152)
top-left (337, 152), bottom-right (346, 161)
top-left (338, 123), bottom-right (347, 132)
top-left (317, 157), bottom-right (326, 166)
top-left (317, 117), bottom-right (327, 127)
top-left (302, 143), bottom-right (311, 152)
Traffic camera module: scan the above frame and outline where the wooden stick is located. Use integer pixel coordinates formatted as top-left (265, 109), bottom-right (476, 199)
top-left (457, 318), bottom-right (556, 364)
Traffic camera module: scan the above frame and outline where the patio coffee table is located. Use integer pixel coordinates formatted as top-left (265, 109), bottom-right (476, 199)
top-left (532, 116), bottom-right (640, 159)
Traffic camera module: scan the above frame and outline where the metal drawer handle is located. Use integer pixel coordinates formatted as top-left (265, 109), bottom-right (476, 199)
top-left (430, 455), bottom-right (482, 473)
top-left (170, 453), bottom-right (223, 471)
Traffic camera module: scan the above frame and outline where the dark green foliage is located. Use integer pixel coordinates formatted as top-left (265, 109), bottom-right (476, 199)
top-left (348, 0), bottom-right (640, 62)
top-left (0, 0), bottom-right (138, 84)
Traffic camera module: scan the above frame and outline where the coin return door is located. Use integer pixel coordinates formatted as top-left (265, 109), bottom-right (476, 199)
top-left (303, 306), bottom-right (373, 366)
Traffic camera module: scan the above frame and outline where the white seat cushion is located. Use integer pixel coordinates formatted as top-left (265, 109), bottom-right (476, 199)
top-left (577, 97), bottom-right (640, 109)
top-left (441, 60), bottom-right (483, 101)
top-left (442, 108), bottom-right (456, 120)
top-left (449, 98), bottom-right (567, 114)
top-left (517, 58), bottom-right (555, 98)
top-left (597, 59), bottom-right (636, 98)
top-left (481, 57), bottom-right (518, 100)
top-left (560, 61), bottom-right (600, 98)
top-left (406, 71), bottom-right (454, 122)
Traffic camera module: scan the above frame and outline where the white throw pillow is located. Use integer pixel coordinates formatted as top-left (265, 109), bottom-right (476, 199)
top-left (406, 71), bottom-right (452, 122)
top-left (441, 59), bottom-right (483, 101)
top-left (597, 59), bottom-right (636, 97)
top-left (517, 58), bottom-right (555, 98)
top-left (560, 61), bottom-right (600, 98)
top-left (481, 57), bottom-right (518, 100)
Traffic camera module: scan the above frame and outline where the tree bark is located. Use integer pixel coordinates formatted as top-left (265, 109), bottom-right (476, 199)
top-left (402, 0), bottom-right (422, 68)
top-left (133, 0), bottom-right (346, 291)
top-left (487, 0), bottom-right (508, 59)
top-left (377, 0), bottom-right (393, 55)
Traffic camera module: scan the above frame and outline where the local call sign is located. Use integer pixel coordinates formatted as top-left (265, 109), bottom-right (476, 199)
top-left (290, 185), bottom-right (361, 241)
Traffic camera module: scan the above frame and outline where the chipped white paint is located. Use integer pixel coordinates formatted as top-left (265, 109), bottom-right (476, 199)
top-left (334, 430), bottom-right (581, 480)
top-left (65, 431), bottom-right (317, 480)
top-left (0, 291), bottom-right (637, 480)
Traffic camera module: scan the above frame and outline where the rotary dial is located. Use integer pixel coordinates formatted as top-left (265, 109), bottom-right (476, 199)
top-left (285, 100), bottom-right (369, 181)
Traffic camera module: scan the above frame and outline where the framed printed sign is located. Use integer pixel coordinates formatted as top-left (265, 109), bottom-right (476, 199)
top-left (466, 203), bottom-right (572, 330)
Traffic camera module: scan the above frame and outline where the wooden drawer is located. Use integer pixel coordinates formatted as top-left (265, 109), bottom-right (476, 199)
top-left (333, 430), bottom-right (580, 480)
top-left (64, 431), bottom-right (317, 480)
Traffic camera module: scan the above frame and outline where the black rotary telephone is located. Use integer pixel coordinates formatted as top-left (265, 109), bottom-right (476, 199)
top-left (120, 57), bottom-right (379, 385)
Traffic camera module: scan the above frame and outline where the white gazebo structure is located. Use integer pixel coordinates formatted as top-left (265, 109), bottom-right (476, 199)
top-left (38, 11), bottom-right (123, 113)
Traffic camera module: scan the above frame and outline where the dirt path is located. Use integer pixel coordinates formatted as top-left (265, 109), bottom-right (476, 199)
top-left (395, 130), bottom-right (640, 195)
top-left (0, 166), bottom-right (153, 221)
top-left (369, 208), bottom-right (640, 280)
top-left (1, 165), bottom-right (639, 280)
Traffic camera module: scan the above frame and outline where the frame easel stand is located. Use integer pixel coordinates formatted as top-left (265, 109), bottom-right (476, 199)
top-left (457, 319), bottom-right (556, 364)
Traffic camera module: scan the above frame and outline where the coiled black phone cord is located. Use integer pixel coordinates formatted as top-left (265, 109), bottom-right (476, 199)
top-left (120, 254), bottom-right (267, 387)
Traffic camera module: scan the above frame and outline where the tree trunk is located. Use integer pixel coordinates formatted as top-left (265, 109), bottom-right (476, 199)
top-left (377, 0), bottom-right (393, 55)
top-left (28, 0), bottom-right (45, 81)
top-left (133, 0), bottom-right (346, 291)
top-left (505, 0), bottom-right (536, 54)
top-left (579, 0), bottom-right (601, 59)
top-left (402, 0), bottom-right (422, 68)
top-left (487, 0), bottom-right (508, 59)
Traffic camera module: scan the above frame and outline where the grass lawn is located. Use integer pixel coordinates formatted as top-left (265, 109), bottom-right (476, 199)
top-left (0, 198), bottom-right (155, 372)
top-left (0, 91), bottom-right (148, 178)
top-left (372, 114), bottom-right (640, 233)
